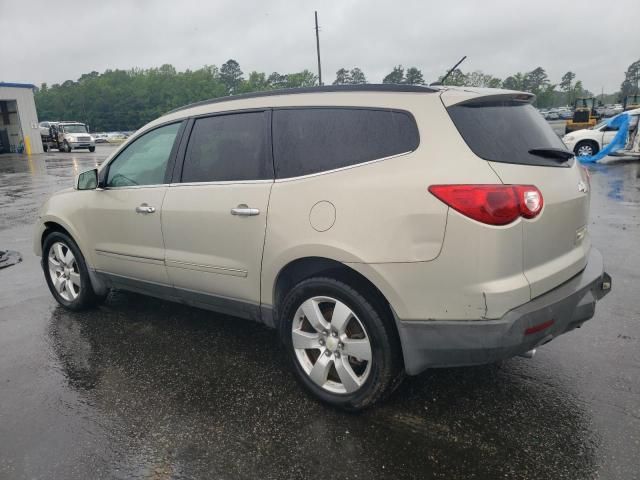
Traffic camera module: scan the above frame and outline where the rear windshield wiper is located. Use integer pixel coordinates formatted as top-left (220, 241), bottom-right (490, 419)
top-left (528, 147), bottom-right (574, 162)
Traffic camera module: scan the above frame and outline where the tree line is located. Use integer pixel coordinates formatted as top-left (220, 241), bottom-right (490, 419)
top-left (35, 58), bottom-right (639, 131)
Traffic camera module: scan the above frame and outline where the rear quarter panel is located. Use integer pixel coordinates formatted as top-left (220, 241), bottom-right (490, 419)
top-left (260, 92), bottom-right (505, 310)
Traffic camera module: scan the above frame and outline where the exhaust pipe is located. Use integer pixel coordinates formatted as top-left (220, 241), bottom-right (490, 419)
top-left (519, 349), bottom-right (536, 359)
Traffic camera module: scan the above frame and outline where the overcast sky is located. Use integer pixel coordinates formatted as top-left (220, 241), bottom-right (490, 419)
top-left (1, 0), bottom-right (638, 92)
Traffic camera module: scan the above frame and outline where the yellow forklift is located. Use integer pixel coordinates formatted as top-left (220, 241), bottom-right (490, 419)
top-left (623, 94), bottom-right (640, 111)
top-left (565, 97), bottom-right (599, 134)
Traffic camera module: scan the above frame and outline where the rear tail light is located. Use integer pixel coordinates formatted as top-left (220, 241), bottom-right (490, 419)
top-left (428, 185), bottom-right (543, 226)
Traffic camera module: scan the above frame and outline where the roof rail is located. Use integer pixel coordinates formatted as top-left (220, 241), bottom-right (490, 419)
top-left (167, 84), bottom-right (436, 114)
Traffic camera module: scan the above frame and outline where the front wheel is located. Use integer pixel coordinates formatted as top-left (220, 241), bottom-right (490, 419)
top-left (574, 141), bottom-right (599, 157)
top-left (280, 277), bottom-right (404, 410)
top-left (88, 146), bottom-right (95, 152)
top-left (42, 231), bottom-right (106, 310)
top-left (63, 141), bottom-right (72, 153)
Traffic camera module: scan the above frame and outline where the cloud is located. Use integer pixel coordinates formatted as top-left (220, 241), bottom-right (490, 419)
top-left (1, 0), bottom-right (637, 92)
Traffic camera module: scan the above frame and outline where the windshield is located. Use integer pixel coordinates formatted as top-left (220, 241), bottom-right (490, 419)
top-left (575, 99), bottom-right (595, 109)
top-left (62, 124), bottom-right (88, 134)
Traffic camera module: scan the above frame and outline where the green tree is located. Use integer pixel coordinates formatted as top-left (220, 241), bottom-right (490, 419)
top-left (220, 59), bottom-right (243, 94)
top-left (523, 67), bottom-right (549, 94)
top-left (350, 68), bottom-right (367, 84)
top-left (440, 69), bottom-right (467, 86)
top-left (333, 67), bottom-right (367, 85)
top-left (405, 67), bottom-right (424, 85)
top-left (502, 72), bottom-right (526, 91)
top-left (560, 71), bottom-right (575, 92)
top-left (535, 84), bottom-right (558, 108)
top-left (383, 66), bottom-right (405, 84)
top-left (620, 59), bottom-right (640, 98)
top-left (238, 71), bottom-right (270, 93)
top-left (465, 70), bottom-right (501, 88)
top-left (333, 68), bottom-right (351, 85)
top-left (267, 72), bottom-right (288, 89)
top-left (285, 70), bottom-right (318, 88)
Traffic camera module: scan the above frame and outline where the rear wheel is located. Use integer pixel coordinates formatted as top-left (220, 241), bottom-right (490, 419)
top-left (280, 277), bottom-right (403, 410)
top-left (42, 232), bottom-right (106, 310)
top-left (574, 140), bottom-right (598, 157)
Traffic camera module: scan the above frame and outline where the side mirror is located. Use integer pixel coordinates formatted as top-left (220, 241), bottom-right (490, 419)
top-left (76, 168), bottom-right (98, 190)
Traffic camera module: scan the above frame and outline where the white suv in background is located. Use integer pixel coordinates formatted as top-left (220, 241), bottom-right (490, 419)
top-left (562, 108), bottom-right (640, 157)
top-left (34, 85), bottom-right (611, 410)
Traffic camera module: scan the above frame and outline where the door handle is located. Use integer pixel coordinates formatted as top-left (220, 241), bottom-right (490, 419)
top-left (230, 204), bottom-right (260, 216)
top-left (135, 203), bottom-right (156, 214)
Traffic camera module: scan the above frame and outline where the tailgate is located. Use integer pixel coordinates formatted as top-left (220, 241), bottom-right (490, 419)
top-left (443, 89), bottom-right (592, 298)
top-left (489, 160), bottom-right (590, 297)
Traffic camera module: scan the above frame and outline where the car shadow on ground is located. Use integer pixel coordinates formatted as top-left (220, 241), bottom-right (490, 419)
top-left (46, 290), bottom-right (600, 479)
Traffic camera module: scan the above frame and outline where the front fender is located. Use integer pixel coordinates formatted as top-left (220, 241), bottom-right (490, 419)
top-left (34, 212), bottom-right (89, 266)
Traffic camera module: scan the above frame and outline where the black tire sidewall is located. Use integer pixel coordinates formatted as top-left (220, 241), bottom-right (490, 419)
top-left (280, 277), bottom-right (401, 410)
top-left (42, 232), bottom-right (96, 311)
top-left (574, 140), bottom-right (598, 157)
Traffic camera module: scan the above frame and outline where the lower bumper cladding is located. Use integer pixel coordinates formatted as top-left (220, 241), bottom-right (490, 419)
top-left (395, 249), bottom-right (611, 375)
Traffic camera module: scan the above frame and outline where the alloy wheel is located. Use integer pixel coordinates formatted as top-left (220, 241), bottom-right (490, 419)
top-left (292, 296), bottom-right (372, 394)
top-left (576, 144), bottom-right (594, 156)
top-left (48, 242), bottom-right (81, 301)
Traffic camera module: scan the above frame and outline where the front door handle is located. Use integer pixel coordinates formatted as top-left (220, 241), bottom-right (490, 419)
top-left (135, 203), bottom-right (156, 214)
top-left (230, 204), bottom-right (260, 216)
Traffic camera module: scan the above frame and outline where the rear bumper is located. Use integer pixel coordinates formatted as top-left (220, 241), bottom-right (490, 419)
top-left (395, 248), bottom-right (611, 375)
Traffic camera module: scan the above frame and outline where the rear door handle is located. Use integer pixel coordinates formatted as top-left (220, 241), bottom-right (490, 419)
top-left (135, 203), bottom-right (156, 214)
top-left (231, 204), bottom-right (260, 216)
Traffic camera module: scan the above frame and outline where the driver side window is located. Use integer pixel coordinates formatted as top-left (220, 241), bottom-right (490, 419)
top-left (107, 122), bottom-right (181, 187)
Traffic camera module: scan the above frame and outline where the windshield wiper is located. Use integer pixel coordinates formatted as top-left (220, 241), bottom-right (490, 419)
top-left (528, 147), bottom-right (574, 162)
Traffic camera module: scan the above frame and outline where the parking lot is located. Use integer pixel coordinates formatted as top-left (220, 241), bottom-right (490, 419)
top-left (0, 145), bottom-right (638, 479)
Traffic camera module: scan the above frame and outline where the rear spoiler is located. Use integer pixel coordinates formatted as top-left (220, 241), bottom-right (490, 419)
top-left (440, 88), bottom-right (536, 107)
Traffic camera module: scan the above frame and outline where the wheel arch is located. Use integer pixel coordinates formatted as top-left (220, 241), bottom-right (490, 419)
top-left (271, 256), bottom-right (402, 355)
top-left (40, 219), bottom-right (109, 296)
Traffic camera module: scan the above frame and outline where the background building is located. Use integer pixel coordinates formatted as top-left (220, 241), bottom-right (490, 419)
top-left (0, 82), bottom-right (43, 154)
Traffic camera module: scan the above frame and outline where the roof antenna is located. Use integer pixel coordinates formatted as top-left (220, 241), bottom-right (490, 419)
top-left (431, 56), bottom-right (467, 86)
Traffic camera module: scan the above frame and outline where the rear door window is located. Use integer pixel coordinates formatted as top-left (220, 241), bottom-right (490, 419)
top-left (447, 100), bottom-right (570, 167)
top-left (181, 111), bottom-right (272, 182)
top-left (272, 108), bottom-right (419, 178)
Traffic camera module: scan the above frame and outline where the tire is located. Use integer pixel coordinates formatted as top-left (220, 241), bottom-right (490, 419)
top-left (42, 231), bottom-right (107, 311)
top-left (63, 141), bottom-right (72, 153)
top-left (574, 140), bottom-right (599, 157)
top-left (43, 144), bottom-right (48, 152)
top-left (280, 276), bottom-right (404, 411)
top-left (88, 146), bottom-right (95, 153)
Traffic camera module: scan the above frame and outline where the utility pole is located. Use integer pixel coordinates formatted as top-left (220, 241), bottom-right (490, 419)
top-left (315, 11), bottom-right (322, 86)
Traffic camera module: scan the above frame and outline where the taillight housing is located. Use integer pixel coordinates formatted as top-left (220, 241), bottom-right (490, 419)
top-left (428, 184), bottom-right (543, 226)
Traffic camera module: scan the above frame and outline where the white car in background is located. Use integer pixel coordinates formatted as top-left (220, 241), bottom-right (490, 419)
top-left (562, 108), bottom-right (640, 156)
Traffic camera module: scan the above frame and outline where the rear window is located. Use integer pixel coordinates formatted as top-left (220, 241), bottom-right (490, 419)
top-left (447, 100), bottom-right (570, 167)
top-left (273, 108), bottom-right (419, 178)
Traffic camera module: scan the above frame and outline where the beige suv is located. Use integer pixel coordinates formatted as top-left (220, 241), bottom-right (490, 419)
top-left (34, 85), bottom-right (612, 410)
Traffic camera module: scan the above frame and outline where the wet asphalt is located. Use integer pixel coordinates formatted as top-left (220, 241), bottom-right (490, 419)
top-left (0, 146), bottom-right (638, 479)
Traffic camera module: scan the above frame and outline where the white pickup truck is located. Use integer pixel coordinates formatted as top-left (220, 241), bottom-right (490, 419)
top-left (39, 121), bottom-right (95, 153)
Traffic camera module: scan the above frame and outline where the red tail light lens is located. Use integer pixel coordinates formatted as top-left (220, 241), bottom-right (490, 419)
top-left (428, 185), bottom-right (543, 226)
